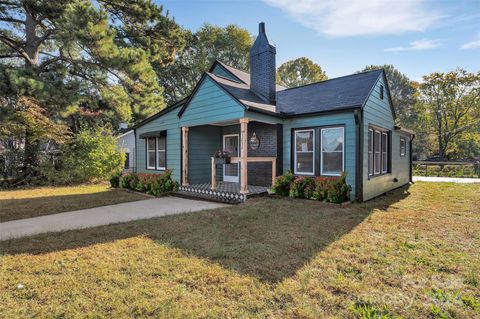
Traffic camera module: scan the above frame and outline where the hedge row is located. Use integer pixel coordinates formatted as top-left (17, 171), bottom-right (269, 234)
top-left (413, 164), bottom-right (479, 178)
top-left (273, 171), bottom-right (351, 204)
top-left (110, 170), bottom-right (178, 196)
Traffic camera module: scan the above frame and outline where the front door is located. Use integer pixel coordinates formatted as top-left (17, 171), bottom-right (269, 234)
top-left (223, 134), bottom-right (239, 183)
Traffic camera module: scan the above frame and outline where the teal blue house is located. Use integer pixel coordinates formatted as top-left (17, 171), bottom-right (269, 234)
top-left (132, 23), bottom-right (414, 202)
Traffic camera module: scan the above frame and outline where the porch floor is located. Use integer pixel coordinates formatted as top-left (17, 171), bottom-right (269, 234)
top-left (177, 182), bottom-right (269, 203)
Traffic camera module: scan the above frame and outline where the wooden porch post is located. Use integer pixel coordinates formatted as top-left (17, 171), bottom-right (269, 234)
top-left (271, 158), bottom-right (277, 187)
top-left (182, 126), bottom-right (189, 186)
top-left (211, 157), bottom-right (217, 190)
top-left (240, 118), bottom-right (249, 194)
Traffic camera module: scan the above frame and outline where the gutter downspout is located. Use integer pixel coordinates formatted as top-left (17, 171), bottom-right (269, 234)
top-left (409, 133), bottom-right (415, 183)
top-left (354, 109), bottom-right (364, 202)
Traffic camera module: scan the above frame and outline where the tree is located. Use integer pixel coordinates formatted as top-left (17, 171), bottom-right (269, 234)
top-left (0, 0), bottom-right (186, 180)
top-left (359, 65), bottom-right (416, 128)
top-left (156, 24), bottom-right (252, 104)
top-left (418, 69), bottom-right (480, 160)
top-left (276, 57), bottom-right (327, 88)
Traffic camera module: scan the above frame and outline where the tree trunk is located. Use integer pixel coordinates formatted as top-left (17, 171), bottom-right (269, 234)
top-left (22, 9), bottom-right (41, 181)
top-left (24, 9), bottom-right (39, 66)
top-left (23, 127), bottom-right (40, 181)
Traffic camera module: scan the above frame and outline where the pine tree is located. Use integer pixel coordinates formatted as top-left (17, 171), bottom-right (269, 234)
top-left (0, 0), bottom-right (186, 180)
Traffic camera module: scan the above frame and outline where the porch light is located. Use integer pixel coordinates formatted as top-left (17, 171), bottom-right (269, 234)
top-left (249, 132), bottom-right (260, 150)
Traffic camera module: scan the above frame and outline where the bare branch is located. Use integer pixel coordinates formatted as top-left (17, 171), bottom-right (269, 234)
top-left (0, 17), bottom-right (25, 24)
top-left (0, 53), bottom-right (22, 58)
top-left (0, 34), bottom-right (30, 62)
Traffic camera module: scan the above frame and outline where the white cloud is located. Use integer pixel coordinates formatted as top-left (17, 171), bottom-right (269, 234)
top-left (384, 39), bottom-right (442, 52)
top-left (263, 0), bottom-right (442, 37)
top-left (460, 36), bottom-right (480, 49)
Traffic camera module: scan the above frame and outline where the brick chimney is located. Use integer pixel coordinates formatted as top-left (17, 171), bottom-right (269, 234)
top-left (250, 22), bottom-right (276, 104)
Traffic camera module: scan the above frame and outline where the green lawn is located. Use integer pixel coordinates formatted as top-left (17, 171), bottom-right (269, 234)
top-left (0, 184), bottom-right (150, 222)
top-left (1, 183), bottom-right (479, 318)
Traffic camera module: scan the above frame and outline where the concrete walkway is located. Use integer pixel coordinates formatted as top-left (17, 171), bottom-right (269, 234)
top-left (413, 176), bottom-right (480, 183)
top-left (0, 196), bottom-right (227, 241)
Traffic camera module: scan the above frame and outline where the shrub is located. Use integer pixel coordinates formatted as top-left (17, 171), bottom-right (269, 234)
top-left (117, 170), bottom-right (178, 196)
top-left (274, 172), bottom-right (351, 203)
top-left (325, 174), bottom-right (351, 204)
top-left (289, 176), bottom-right (315, 199)
top-left (109, 171), bottom-right (122, 188)
top-left (273, 170), bottom-right (294, 196)
top-left (45, 128), bottom-right (124, 185)
top-left (311, 176), bottom-right (337, 201)
top-left (413, 164), bottom-right (479, 178)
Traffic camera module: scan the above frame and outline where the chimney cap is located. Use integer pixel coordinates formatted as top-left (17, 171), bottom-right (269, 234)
top-left (259, 22), bottom-right (265, 34)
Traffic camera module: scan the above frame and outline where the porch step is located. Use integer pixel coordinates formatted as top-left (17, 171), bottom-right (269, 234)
top-left (174, 184), bottom-right (269, 204)
top-left (173, 190), bottom-right (243, 204)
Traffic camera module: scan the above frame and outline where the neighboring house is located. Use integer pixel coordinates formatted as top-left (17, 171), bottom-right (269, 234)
top-left (117, 126), bottom-right (135, 172)
top-left (132, 23), bottom-right (414, 202)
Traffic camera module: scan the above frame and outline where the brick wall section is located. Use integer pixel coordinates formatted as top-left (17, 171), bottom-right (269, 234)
top-left (247, 122), bottom-right (278, 186)
top-left (220, 122), bottom-right (279, 187)
top-left (250, 51), bottom-right (276, 103)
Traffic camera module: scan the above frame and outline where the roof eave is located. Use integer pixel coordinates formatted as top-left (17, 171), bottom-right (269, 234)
top-left (132, 97), bottom-right (188, 130)
top-left (282, 105), bottom-right (361, 118)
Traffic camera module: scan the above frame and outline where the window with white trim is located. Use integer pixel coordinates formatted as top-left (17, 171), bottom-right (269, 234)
top-left (369, 126), bottom-right (391, 177)
top-left (156, 136), bottom-right (166, 170)
top-left (374, 131), bottom-right (381, 174)
top-left (147, 137), bottom-right (156, 169)
top-left (321, 127), bottom-right (344, 176)
top-left (294, 129), bottom-right (314, 175)
top-left (368, 129), bottom-right (373, 176)
top-left (400, 137), bottom-right (406, 157)
top-left (381, 132), bottom-right (388, 173)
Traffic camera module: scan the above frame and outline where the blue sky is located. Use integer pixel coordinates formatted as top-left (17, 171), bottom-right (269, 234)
top-left (159, 0), bottom-right (480, 81)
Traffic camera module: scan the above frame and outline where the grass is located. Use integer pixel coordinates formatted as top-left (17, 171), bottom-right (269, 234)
top-left (0, 184), bottom-right (149, 222)
top-left (1, 182), bottom-right (479, 318)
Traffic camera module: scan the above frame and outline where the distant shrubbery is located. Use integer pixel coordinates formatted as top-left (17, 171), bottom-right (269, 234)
top-left (43, 129), bottom-right (124, 185)
top-left (273, 170), bottom-right (351, 204)
top-left (112, 170), bottom-right (178, 196)
top-left (413, 164), bottom-right (479, 178)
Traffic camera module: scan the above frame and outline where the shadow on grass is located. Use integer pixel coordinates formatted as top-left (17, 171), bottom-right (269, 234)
top-left (0, 190), bottom-right (148, 222)
top-left (1, 185), bottom-right (411, 282)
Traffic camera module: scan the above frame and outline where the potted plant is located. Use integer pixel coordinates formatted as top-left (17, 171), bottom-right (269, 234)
top-left (213, 149), bottom-right (231, 164)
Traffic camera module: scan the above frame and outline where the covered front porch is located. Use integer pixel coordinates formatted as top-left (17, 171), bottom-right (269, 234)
top-left (180, 117), bottom-right (281, 202)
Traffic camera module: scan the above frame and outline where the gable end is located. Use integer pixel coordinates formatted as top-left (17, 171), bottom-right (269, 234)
top-left (361, 70), bottom-right (396, 121)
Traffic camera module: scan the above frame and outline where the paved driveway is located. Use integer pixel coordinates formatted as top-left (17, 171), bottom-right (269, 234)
top-left (0, 196), bottom-right (227, 241)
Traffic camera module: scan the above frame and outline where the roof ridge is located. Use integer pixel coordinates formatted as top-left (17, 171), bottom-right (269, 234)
top-left (278, 68), bottom-right (384, 92)
top-left (207, 71), bottom-right (245, 85)
top-left (207, 71), bottom-right (274, 105)
top-left (216, 60), bottom-right (248, 74)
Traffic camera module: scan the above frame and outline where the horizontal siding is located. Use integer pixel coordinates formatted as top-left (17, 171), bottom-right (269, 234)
top-left (282, 112), bottom-right (357, 199)
top-left (244, 110), bottom-right (283, 124)
top-left (135, 76), bottom-right (247, 183)
top-left (189, 125), bottom-right (222, 184)
top-left (179, 77), bottom-right (245, 127)
top-left (362, 76), bottom-right (411, 201)
top-left (136, 107), bottom-right (182, 181)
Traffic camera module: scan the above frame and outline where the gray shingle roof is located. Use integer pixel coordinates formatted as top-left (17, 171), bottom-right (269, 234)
top-left (276, 69), bottom-right (383, 115)
top-left (215, 61), bottom-right (286, 91)
top-left (150, 61), bottom-right (386, 122)
top-left (207, 72), bottom-right (276, 113)
top-left (208, 62), bottom-right (383, 116)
